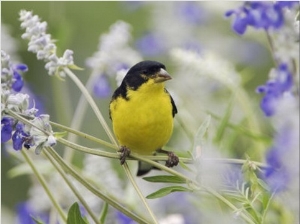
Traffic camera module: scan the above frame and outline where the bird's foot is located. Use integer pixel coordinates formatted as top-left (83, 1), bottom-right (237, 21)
top-left (157, 149), bottom-right (179, 168)
top-left (118, 146), bottom-right (130, 165)
top-left (165, 151), bottom-right (179, 167)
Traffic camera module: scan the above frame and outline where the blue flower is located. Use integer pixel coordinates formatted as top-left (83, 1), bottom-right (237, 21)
top-left (93, 75), bottom-right (111, 98)
top-left (182, 39), bottom-right (202, 54)
top-left (12, 71), bottom-right (24, 92)
top-left (256, 63), bottom-right (293, 116)
top-left (262, 126), bottom-right (295, 192)
top-left (225, 1), bottom-right (298, 35)
top-left (225, 8), bottom-right (247, 34)
top-left (12, 123), bottom-right (30, 150)
top-left (176, 2), bottom-right (205, 25)
top-left (135, 32), bottom-right (166, 57)
top-left (12, 64), bottom-right (28, 92)
top-left (16, 202), bottom-right (49, 224)
top-left (1, 117), bottom-right (14, 142)
top-left (116, 211), bottom-right (136, 224)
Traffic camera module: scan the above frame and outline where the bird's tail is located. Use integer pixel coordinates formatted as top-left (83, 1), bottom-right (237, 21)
top-left (136, 161), bottom-right (160, 176)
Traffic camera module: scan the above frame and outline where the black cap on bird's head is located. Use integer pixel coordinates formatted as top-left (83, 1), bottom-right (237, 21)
top-left (123, 60), bottom-right (172, 90)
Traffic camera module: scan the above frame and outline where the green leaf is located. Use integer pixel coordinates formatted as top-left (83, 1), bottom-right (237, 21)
top-left (146, 186), bottom-right (191, 199)
top-left (31, 216), bottom-right (46, 224)
top-left (179, 160), bottom-right (194, 172)
top-left (68, 64), bottom-right (84, 70)
top-left (8, 161), bottom-right (53, 178)
top-left (67, 202), bottom-right (88, 224)
top-left (257, 178), bottom-right (270, 191)
top-left (143, 175), bottom-right (186, 184)
top-left (99, 202), bottom-right (109, 224)
top-left (54, 131), bottom-right (67, 139)
top-left (213, 97), bottom-right (233, 143)
top-left (192, 115), bottom-right (211, 156)
top-left (209, 112), bottom-right (271, 143)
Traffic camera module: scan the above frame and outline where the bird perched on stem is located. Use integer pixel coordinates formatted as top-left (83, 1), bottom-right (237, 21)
top-left (109, 60), bottom-right (179, 176)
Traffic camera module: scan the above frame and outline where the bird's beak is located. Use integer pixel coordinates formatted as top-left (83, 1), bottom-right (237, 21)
top-left (154, 68), bottom-right (172, 83)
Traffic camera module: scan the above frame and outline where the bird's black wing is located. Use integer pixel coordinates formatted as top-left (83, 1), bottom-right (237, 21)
top-left (165, 89), bottom-right (177, 117)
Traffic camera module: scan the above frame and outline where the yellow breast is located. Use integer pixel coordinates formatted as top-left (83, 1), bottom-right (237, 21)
top-left (110, 81), bottom-right (174, 155)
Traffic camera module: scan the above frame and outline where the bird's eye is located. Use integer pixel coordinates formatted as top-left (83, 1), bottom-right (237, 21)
top-left (142, 70), bottom-right (149, 75)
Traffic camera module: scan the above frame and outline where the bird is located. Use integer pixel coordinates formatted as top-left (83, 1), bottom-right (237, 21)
top-left (109, 60), bottom-right (179, 176)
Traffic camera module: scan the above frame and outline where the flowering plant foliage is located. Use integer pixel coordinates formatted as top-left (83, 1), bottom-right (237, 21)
top-left (1, 2), bottom-right (299, 224)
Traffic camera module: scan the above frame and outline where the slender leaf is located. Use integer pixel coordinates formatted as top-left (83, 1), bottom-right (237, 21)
top-left (257, 178), bottom-right (270, 191)
top-left (67, 202), bottom-right (88, 224)
top-left (31, 216), bottom-right (45, 224)
top-left (209, 112), bottom-right (271, 143)
top-left (146, 186), bottom-right (191, 199)
top-left (213, 97), bottom-right (233, 143)
top-left (178, 160), bottom-right (194, 172)
top-left (8, 161), bottom-right (52, 178)
top-left (100, 202), bottom-right (109, 224)
top-left (54, 131), bottom-right (67, 138)
top-left (143, 175), bottom-right (186, 184)
top-left (192, 115), bottom-right (211, 156)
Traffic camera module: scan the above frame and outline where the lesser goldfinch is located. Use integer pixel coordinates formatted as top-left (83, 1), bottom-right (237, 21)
top-left (109, 60), bottom-right (179, 175)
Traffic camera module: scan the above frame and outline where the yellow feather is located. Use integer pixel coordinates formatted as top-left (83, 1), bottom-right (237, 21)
top-left (110, 79), bottom-right (173, 155)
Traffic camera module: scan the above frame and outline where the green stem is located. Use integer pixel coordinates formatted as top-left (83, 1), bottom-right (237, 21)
top-left (50, 121), bottom-right (118, 151)
top-left (261, 192), bottom-right (275, 223)
top-left (51, 120), bottom-right (268, 169)
top-left (123, 162), bottom-right (158, 224)
top-left (6, 109), bottom-right (269, 170)
top-left (99, 202), bottom-right (109, 224)
top-left (21, 149), bottom-right (67, 222)
top-left (43, 148), bottom-right (100, 224)
top-left (203, 158), bottom-right (268, 169)
top-left (265, 30), bottom-right (279, 67)
top-left (46, 146), bottom-right (149, 224)
top-left (62, 70), bottom-right (101, 163)
top-left (57, 137), bottom-right (119, 159)
top-left (63, 67), bottom-right (117, 146)
top-left (50, 121), bottom-right (119, 150)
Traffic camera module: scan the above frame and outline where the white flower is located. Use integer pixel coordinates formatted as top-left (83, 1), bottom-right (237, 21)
top-left (6, 93), bottom-right (29, 112)
top-left (159, 214), bottom-right (185, 224)
top-left (29, 114), bottom-right (56, 154)
top-left (19, 10), bottom-right (75, 77)
top-left (85, 20), bottom-right (142, 77)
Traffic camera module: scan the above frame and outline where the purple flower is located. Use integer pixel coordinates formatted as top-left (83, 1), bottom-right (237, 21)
top-left (176, 2), bottom-right (205, 25)
top-left (262, 126), bottom-right (296, 192)
top-left (16, 202), bottom-right (49, 224)
top-left (12, 64), bottom-right (28, 92)
top-left (182, 40), bottom-right (202, 54)
top-left (12, 123), bottom-right (30, 150)
top-left (93, 75), bottom-right (111, 98)
top-left (1, 117), bottom-right (14, 142)
top-left (116, 211), bottom-right (136, 224)
top-left (135, 32), bottom-right (166, 57)
top-left (256, 63), bottom-right (293, 116)
top-left (225, 1), bottom-right (298, 35)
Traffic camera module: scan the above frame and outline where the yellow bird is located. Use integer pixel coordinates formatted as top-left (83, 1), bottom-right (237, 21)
top-left (109, 60), bottom-right (179, 175)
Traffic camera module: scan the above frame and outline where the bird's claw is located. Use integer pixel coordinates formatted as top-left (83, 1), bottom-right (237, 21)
top-left (119, 146), bottom-right (130, 165)
top-left (165, 151), bottom-right (179, 167)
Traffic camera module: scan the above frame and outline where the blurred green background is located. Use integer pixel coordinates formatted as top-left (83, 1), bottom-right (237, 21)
top-left (1, 1), bottom-right (273, 221)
